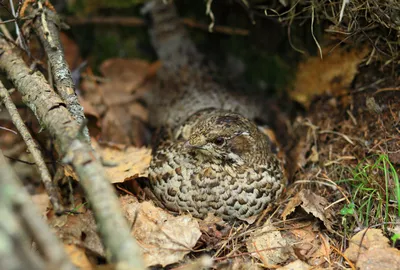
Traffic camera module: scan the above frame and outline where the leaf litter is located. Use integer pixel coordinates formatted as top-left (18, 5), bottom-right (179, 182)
top-left (6, 12), bottom-right (399, 269)
top-left (344, 228), bottom-right (400, 270)
top-left (120, 195), bottom-right (202, 267)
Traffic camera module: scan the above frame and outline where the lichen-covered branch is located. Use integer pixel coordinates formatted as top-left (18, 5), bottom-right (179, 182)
top-left (30, 4), bottom-right (90, 143)
top-left (0, 40), bottom-right (145, 270)
top-left (0, 150), bottom-right (76, 270)
top-left (0, 83), bottom-right (63, 213)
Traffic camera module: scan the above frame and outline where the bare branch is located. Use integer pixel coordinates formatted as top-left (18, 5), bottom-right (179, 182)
top-left (0, 39), bottom-right (145, 270)
top-left (0, 83), bottom-right (64, 213)
top-left (30, 4), bottom-right (90, 143)
top-left (0, 150), bottom-right (76, 270)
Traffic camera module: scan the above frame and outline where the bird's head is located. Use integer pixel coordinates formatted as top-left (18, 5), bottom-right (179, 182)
top-left (184, 111), bottom-right (269, 165)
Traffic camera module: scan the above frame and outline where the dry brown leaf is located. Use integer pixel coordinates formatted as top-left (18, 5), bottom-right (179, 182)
top-left (282, 190), bottom-right (334, 233)
top-left (98, 58), bottom-right (154, 107)
top-left (101, 106), bottom-right (134, 145)
top-left (289, 47), bottom-right (369, 108)
top-left (198, 214), bottom-right (229, 246)
top-left (344, 228), bottom-right (400, 270)
top-left (79, 96), bottom-right (101, 138)
top-left (60, 32), bottom-right (82, 70)
top-left (64, 244), bottom-right (94, 270)
top-left (31, 193), bottom-right (50, 218)
top-left (101, 102), bottom-right (149, 146)
top-left (48, 210), bottom-right (104, 257)
top-left (96, 142), bottom-right (151, 183)
top-left (224, 258), bottom-right (262, 270)
top-left (281, 192), bottom-right (302, 220)
top-left (358, 247), bottom-right (400, 270)
top-left (120, 196), bottom-right (201, 267)
top-left (277, 259), bottom-right (312, 270)
top-left (100, 58), bottom-right (150, 93)
top-left (246, 222), bottom-right (293, 267)
top-left (285, 222), bottom-right (329, 265)
top-left (85, 58), bottom-right (154, 146)
top-left (129, 102), bottom-right (149, 123)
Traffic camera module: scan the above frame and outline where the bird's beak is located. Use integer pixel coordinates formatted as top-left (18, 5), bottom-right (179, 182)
top-left (184, 137), bottom-right (206, 150)
top-left (184, 140), bottom-right (193, 148)
top-left (184, 140), bottom-right (202, 149)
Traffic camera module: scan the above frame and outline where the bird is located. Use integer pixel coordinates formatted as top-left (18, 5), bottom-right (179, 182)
top-left (148, 109), bottom-right (284, 221)
top-left (143, 0), bottom-right (285, 221)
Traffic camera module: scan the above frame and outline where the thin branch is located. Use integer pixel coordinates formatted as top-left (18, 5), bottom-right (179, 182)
top-left (30, 5), bottom-right (90, 143)
top-left (65, 16), bottom-right (250, 36)
top-left (0, 150), bottom-right (76, 270)
top-left (0, 17), bottom-right (13, 40)
top-left (0, 83), bottom-right (63, 213)
top-left (0, 38), bottom-right (145, 270)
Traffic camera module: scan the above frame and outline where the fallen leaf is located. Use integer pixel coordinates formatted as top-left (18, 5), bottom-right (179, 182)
top-left (79, 95), bottom-right (101, 137)
top-left (198, 214), bottom-right (229, 246)
top-left (49, 210), bottom-right (104, 257)
top-left (344, 228), bottom-right (400, 270)
top-left (289, 47), bottom-right (369, 108)
top-left (223, 258), bottom-right (262, 270)
top-left (285, 222), bottom-right (331, 266)
top-left (60, 33), bottom-right (82, 70)
top-left (120, 196), bottom-right (202, 267)
top-left (96, 142), bottom-right (151, 183)
top-left (277, 259), bottom-right (311, 270)
top-left (101, 102), bottom-right (149, 146)
top-left (64, 244), bottom-right (94, 270)
top-left (82, 58), bottom-right (154, 146)
top-left (101, 105), bottom-right (134, 145)
top-left (246, 221), bottom-right (293, 267)
top-left (100, 58), bottom-right (150, 94)
top-left (31, 193), bottom-right (50, 218)
top-left (288, 118), bottom-right (318, 175)
top-left (282, 190), bottom-right (334, 233)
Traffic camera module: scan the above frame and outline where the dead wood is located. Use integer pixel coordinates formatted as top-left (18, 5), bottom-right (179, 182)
top-left (0, 150), bottom-right (76, 270)
top-left (30, 4), bottom-right (90, 143)
top-left (0, 82), bottom-right (63, 213)
top-left (0, 38), bottom-right (144, 269)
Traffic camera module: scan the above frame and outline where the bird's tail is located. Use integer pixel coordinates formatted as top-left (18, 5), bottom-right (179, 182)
top-left (142, 0), bottom-right (201, 66)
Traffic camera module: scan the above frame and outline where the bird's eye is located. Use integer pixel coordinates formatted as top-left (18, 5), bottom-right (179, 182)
top-left (213, 137), bottom-right (225, 146)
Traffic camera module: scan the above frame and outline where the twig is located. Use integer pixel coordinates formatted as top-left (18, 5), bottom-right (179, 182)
top-left (0, 17), bottom-right (13, 40)
top-left (64, 16), bottom-right (250, 36)
top-left (331, 244), bottom-right (356, 270)
top-left (0, 38), bottom-right (145, 269)
top-left (0, 150), bottom-right (76, 270)
top-left (0, 125), bottom-right (17, 134)
top-left (8, 0), bottom-right (26, 50)
top-left (182, 18), bottom-right (249, 36)
top-left (374, 86), bottom-right (400, 94)
top-left (29, 5), bottom-right (90, 143)
top-left (0, 83), bottom-right (64, 213)
top-left (319, 130), bottom-right (355, 145)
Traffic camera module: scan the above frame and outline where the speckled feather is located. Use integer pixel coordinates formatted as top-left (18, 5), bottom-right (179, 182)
top-left (148, 110), bottom-right (284, 221)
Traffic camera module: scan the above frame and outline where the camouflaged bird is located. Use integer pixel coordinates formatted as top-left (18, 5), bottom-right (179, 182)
top-left (144, 0), bottom-right (285, 221)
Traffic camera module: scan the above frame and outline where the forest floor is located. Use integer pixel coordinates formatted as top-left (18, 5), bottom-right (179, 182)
top-left (1, 1), bottom-right (399, 269)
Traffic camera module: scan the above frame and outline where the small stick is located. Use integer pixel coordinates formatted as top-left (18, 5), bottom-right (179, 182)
top-left (30, 5), bottom-right (90, 143)
top-left (0, 82), bottom-right (64, 213)
top-left (0, 150), bottom-right (76, 270)
top-left (64, 16), bottom-right (250, 36)
top-left (0, 38), bottom-right (145, 270)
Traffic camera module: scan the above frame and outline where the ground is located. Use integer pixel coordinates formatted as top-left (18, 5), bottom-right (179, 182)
top-left (0, 0), bottom-right (399, 269)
